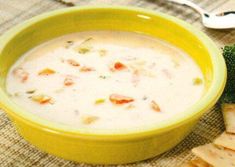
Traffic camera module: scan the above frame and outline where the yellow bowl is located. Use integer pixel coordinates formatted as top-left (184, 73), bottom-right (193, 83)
top-left (0, 6), bottom-right (226, 164)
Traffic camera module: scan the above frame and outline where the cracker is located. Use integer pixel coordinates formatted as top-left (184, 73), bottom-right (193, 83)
top-left (181, 162), bottom-right (197, 167)
top-left (222, 103), bottom-right (235, 133)
top-left (182, 158), bottom-right (212, 167)
top-left (214, 132), bottom-right (235, 151)
top-left (192, 143), bottom-right (235, 167)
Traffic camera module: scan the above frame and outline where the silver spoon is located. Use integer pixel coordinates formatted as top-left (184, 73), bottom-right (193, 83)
top-left (168, 0), bottom-right (235, 29)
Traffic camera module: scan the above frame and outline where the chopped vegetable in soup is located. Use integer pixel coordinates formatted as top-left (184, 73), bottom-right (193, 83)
top-left (6, 31), bottom-right (204, 130)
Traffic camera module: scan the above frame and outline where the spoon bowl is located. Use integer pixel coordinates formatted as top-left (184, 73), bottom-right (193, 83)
top-left (203, 12), bottom-right (235, 29)
top-left (169, 0), bottom-right (235, 29)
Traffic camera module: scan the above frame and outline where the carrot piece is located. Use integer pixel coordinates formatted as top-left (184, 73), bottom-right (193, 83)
top-left (31, 94), bottom-right (52, 104)
top-left (80, 66), bottom-right (95, 72)
top-left (82, 116), bottom-right (99, 125)
top-left (151, 100), bottom-right (161, 112)
top-left (67, 59), bottom-right (80, 67)
top-left (13, 67), bottom-right (29, 82)
top-left (114, 62), bottom-right (126, 70)
top-left (64, 77), bottom-right (74, 86)
top-left (109, 94), bottom-right (134, 104)
top-left (38, 68), bottom-right (55, 75)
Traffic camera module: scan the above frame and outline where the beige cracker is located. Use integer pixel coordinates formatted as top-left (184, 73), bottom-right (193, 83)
top-left (222, 103), bottom-right (235, 134)
top-left (182, 158), bottom-right (212, 167)
top-left (214, 132), bottom-right (235, 151)
top-left (192, 143), bottom-right (235, 167)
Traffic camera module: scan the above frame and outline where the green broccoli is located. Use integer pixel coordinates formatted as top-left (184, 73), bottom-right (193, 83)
top-left (219, 44), bottom-right (235, 103)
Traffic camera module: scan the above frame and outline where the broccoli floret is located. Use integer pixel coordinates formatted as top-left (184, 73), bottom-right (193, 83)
top-left (220, 44), bottom-right (235, 103)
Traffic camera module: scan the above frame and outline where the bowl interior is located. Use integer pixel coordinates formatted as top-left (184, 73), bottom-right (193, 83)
top-left (0, 6), bottom-right (226, 137)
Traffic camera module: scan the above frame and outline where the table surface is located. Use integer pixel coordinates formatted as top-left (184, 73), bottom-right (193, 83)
top-left (0, 0), bottom-right (234, 166)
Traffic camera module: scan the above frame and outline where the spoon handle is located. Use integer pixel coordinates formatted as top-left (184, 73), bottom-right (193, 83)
top-left (168, 0), bottom-right (208, 16)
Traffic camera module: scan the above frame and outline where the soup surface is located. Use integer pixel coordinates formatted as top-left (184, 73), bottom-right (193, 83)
top-left (6, 31), bottom-right (204, 130)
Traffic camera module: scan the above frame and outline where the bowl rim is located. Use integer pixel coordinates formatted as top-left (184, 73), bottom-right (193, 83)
top-left (0, 6), bottom-right (226, 140)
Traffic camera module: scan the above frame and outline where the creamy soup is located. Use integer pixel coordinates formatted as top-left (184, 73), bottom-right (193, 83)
top-left (6, 31), bottom-right (204, 130)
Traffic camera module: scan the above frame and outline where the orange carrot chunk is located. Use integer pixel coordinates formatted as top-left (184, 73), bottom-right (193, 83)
top-left (38, 68), bottom-right (55, 75)
top-left (80, 66), bottom-right (95, 72)
top-left (13, 67), bottom-right (29, 82)
top-left (64, 77), bottom-right (74, 86)
top-left (109, 94), bottom-right (134, 104)
top-left (67, 59), bottom-right (80, 67)
top-left (151, 100), bottom-right (161, 112)
top-left (114, 62), bottom-right (126, 70)
top-left (31, 94), bottom-right (52, 104)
